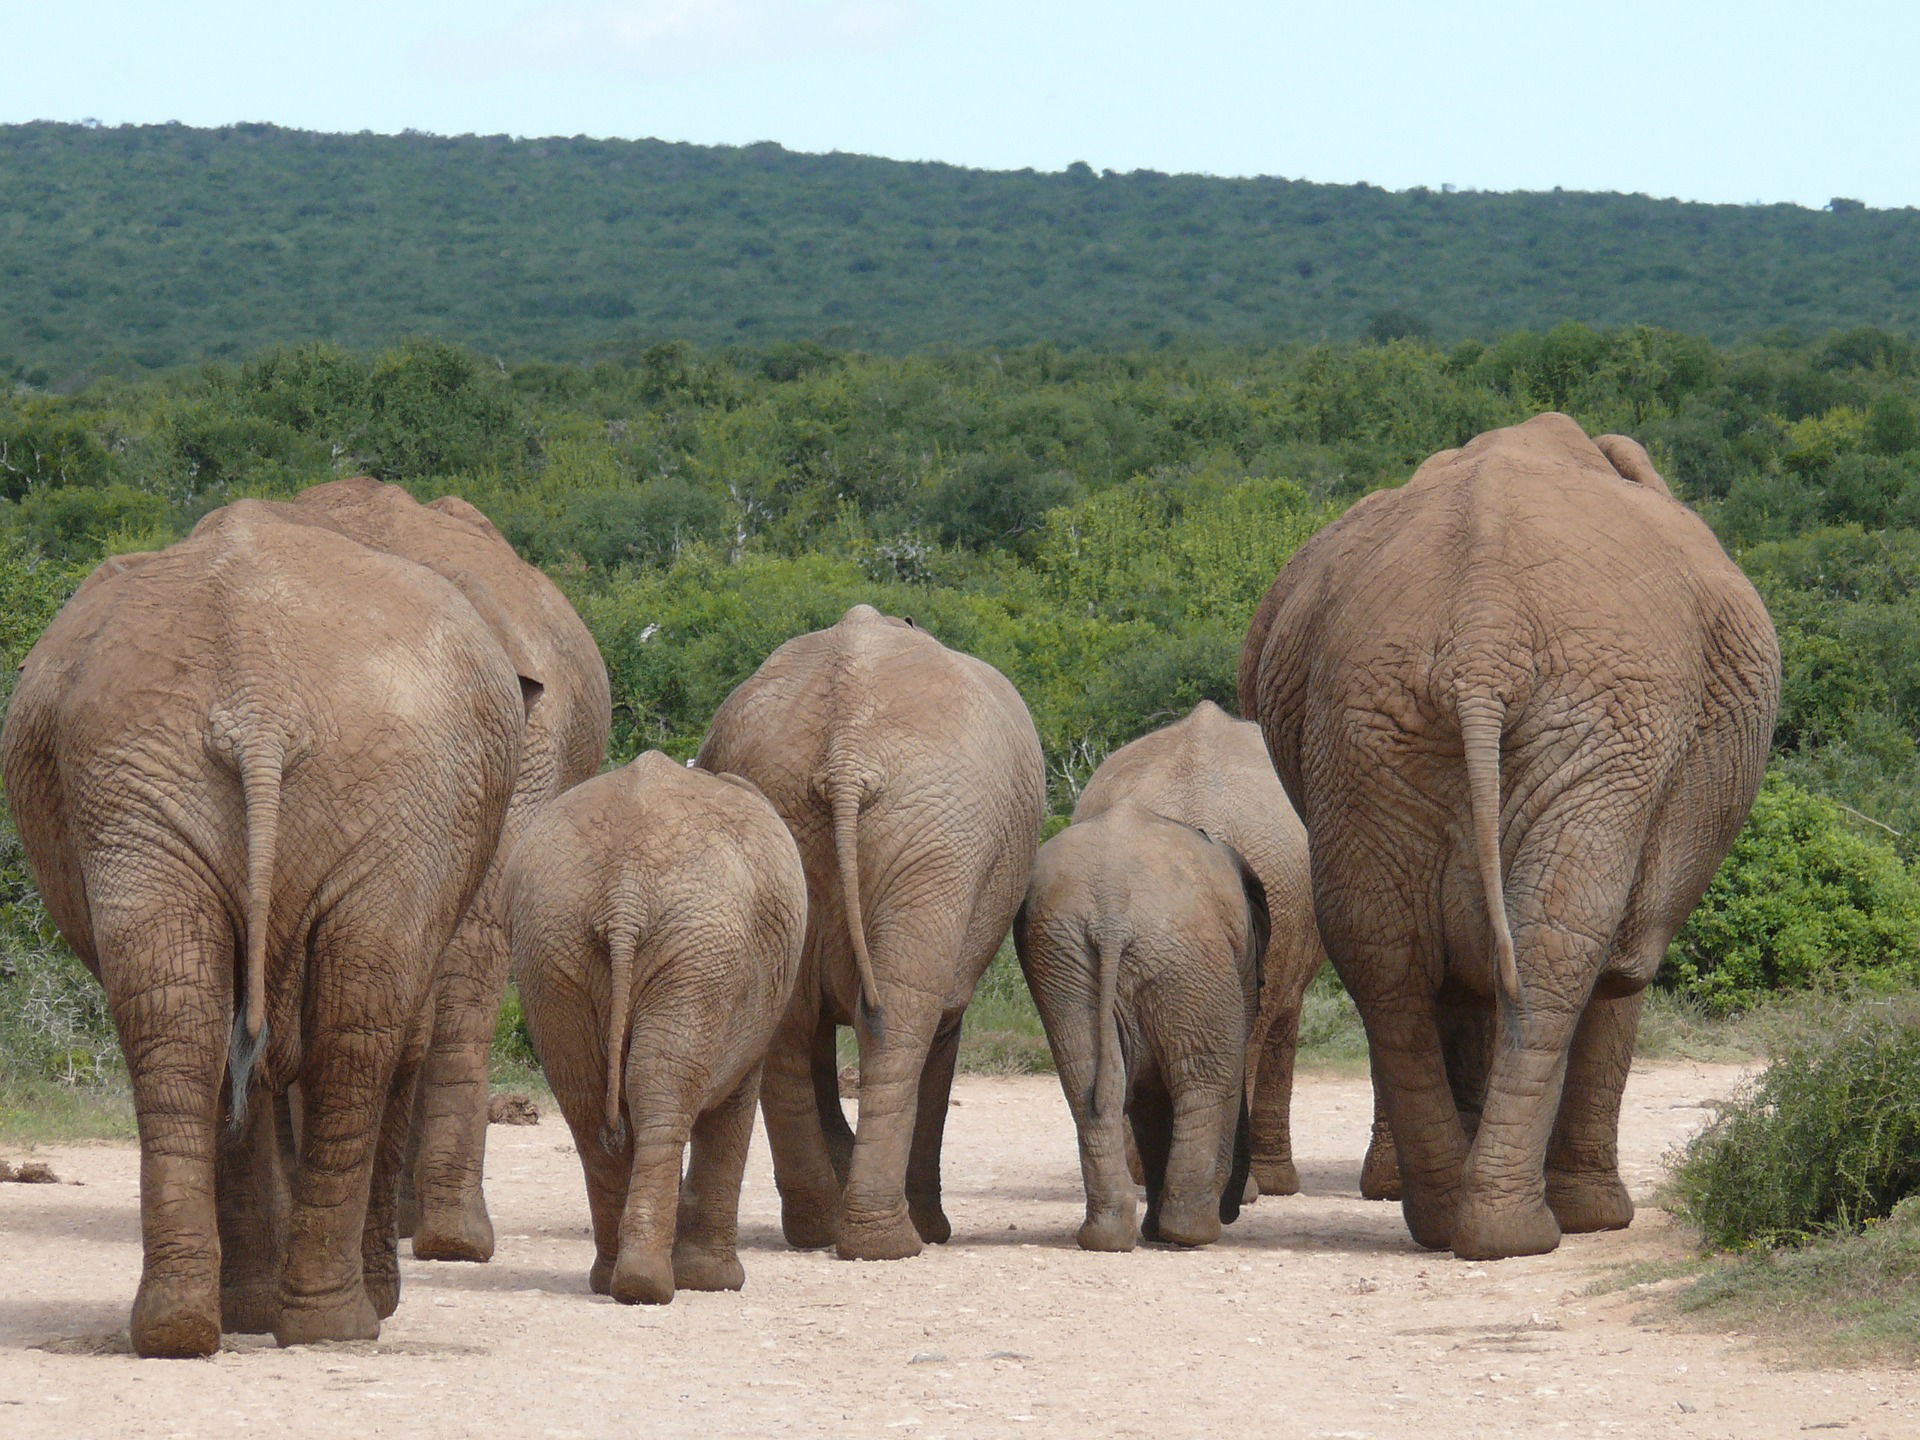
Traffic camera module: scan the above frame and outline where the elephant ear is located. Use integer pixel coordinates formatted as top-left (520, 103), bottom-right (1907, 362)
top-left (1594, 434), bottom-right (1672, 498)
top-left (1219, 841), bottom-right (1271, 992)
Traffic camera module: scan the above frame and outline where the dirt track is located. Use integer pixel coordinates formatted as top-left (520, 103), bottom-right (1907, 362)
top-left (4, 1063), bottom-right (1917, 1439)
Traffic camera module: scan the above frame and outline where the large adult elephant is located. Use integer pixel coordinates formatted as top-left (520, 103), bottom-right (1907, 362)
top-left (1239, 413), bottom-right (1779, 1260)
top-left (190, 477), bottom-right (611, 1261)
top-left (1072, 700), bottom-right (1393, 1199)
top-left (697, 604), bottom-right (1045, 1261)
top-left (1, 504), bottom-right (525, 1354)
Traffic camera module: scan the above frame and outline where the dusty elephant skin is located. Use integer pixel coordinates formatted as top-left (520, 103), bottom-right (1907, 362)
top-left (697, 605), bottom-right (1046, 1262)
top-left (1015, 802), bottom-right (1267, 1251)
top-left (1072, 700), bottom-right (1392, 1200)
top-left (503, 753), bottom-right (806, 1304)
top-left (1239, 413), bottom-right (1781, 1262)
top-left (192, 477), bottom-right (613, 1264)
top-left (0, 504), bottom-right (525, 1356)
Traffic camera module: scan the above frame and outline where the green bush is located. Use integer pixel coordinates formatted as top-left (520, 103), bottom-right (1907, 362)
top-left (1662, 774), bottom-right (1920, 1012)
top-left (1667, 998), bottom-right (1920, 1248)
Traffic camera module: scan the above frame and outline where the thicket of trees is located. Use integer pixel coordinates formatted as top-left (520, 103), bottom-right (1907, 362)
top-left (6, 323), bottom-right (1920, 1016)
top-left (4, 121), bottom-right (1919, 385)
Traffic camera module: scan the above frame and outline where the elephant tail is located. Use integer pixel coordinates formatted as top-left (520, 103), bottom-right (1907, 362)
top-left (601, 903), bottom-right (644, 1152)
top-left (230, 729), bottom-right (285, 1132)
top-left (1458, 692), bottom-right (1521, 1012)
top-left (1089, 930), bottom-right (1125, 1123)
top-left (829, 776), bottom-right (884, 1024)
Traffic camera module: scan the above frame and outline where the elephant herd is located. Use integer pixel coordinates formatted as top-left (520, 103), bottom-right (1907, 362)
top-left (1, 413), bottom-right (1781, 1357)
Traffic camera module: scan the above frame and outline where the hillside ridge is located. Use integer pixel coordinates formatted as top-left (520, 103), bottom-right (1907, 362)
top-left (4, 120), bottom-right (1917, 376)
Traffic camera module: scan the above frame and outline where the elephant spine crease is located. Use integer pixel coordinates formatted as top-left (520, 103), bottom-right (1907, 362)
top-left (1457, 690), bottom-right (1522, 1012)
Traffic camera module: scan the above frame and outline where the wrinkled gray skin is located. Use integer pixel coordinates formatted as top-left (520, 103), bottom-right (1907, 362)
top-left (504, 753), bottom-right (805, 1304)
top-left (1241, 414), bottom-right (1780, 1260)
top-left (1016, 802), bottom-right (1267, 1251)
top-left (1073, 700), bottom-right (1395, 1199)
top-left (1, 506), bottom-right (523, 1354)
top-left (697, 605), bottom-right (1045, 1261)
top-left (191, 477), bottom-right (612, 1263)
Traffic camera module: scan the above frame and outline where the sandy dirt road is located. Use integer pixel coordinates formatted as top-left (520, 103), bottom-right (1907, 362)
top-left (3, 1062), bottom-right (1916, 1440)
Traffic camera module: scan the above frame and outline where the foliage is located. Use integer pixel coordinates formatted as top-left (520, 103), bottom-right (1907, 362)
top-left (7, 122), bottom-right (1920, 383)
top-left (1666, 998), bottom-right (1920, 1248)
top-left (1662, 776), bottom-right (1920, 1012)
top-left (11, 324), bottom-right (1920, 1105)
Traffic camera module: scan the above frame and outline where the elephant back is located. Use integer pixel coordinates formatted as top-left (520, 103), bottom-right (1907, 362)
top-left (1073, 701), bottom-right (1308, 948)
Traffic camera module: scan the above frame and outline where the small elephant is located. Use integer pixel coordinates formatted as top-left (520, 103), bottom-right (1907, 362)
top-left (1072, 700), bottom-right (1394, 1199)
top-left (1015, 801), bottom-right (1269, 1251)
top-left (504, 752), bottom-right (806, 1303)
top-left (697, 605), bottom-right (1046, 1261)
top-left (1241, 413), bottom-right (1780, 1260)
top-left (2, 504), bottom-right (525, 1354)
top-left (196, 477), bottom-right (613, 1263)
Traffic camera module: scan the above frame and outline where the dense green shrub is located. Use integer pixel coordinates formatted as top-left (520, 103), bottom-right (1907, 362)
top-left (1662, 775), bottom-right (1920, 1012)
top-left (1668, 999), bottom-right (1920, 1247)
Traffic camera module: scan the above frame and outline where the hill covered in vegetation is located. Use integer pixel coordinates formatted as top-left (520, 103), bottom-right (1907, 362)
top-left (3, 121), bottom-right (1918, 383)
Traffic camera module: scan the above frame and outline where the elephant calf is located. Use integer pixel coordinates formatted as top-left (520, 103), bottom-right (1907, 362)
top-left (1015, 801), bottom-right (1269, 1251)
top-left (504, 752), bottom-right (806, 1303)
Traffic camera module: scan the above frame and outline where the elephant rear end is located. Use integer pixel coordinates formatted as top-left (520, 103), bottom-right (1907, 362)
top-left (1016, 803), bottom-right (1264, 1252)
top-left (697, 604), bottom-right (1045, 1262)
top-left (505, 752), bottom-right (806, 1304)
top-left (3, 507), bottom-right (525, 1355)
top-left (1240, 413), bottom-right (1780, 1260)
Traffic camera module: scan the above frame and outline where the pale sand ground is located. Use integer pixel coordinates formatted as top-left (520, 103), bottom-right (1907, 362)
top-left (4, 1063), bottom-right (1917, 1440)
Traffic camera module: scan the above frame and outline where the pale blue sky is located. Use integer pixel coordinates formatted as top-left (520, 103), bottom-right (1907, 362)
top-left (6, 1), bottom-right (1914, 209)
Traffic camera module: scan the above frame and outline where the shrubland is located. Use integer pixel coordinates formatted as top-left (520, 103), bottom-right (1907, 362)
top-left (5, 324), bottom-right (1920, 1117)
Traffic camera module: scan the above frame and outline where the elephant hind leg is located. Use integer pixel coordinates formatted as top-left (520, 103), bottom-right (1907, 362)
top-left (762, 991), bottom-right (845, 1251)
top-left (810, 1011), bottom-right (855, 1187)
top-left (1246, 999), bottom-right (1301, 1197)
top-left (673, 1069), bottom-right (761, 1293)
top-left (608, 1013), bottom-right (714, 1304)
top-left (276, 911), bottom-right (438, 1346)
top-left (363, 1011), bottom-right (430, 1321)
top-left (838, 988), bottom-right (942, 1262)
top-left (217, 1087), bottom-right (290, 1335)
top-left (905, 1010), bottom-right (963, 1245)
top-left (94, 896), bottom-right (232, 1358)
top-left (1130, 1079), bottom-right (1174, 1243)
top-left (1545, 987), bottom-right (1642, 1234)
top-left (407, 910), bottom-right (505, 1265)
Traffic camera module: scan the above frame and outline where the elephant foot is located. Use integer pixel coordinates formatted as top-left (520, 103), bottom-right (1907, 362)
top-left (1241, 1175), bottom-right (1259, 1207)
top-left (1451, 1198), bottom-right (1563, 1261)
top-left (1547, 1172), bottom-right (1635, 1234)
top-left (778, 1203), bottom-right (839, 1251)
top-left (363, 1263), bottom-right (401, 1321)
top-left (1359, 1134), bottom-right (1401, 1202)
top-left (219, 1282), bottom-right (280, 1337)
top-left (1077, 1209), bottom-right (1137, 1253)
top-left (1398, 1181), bottom-right (1459, 1251)
top-left (1146, 1201), bottom-right (1222, 1248)
top-left (589, 1253), bottom-right (615, 1296)
top-left (672, 1242), bottom-right (745, 1293)
top-left (610, 1251), bottom-right (676, 1305)
top-left (1251, 1158), bottom-right (1300, 1197)
top-left (837, 1210), bottom-right (923, 1261)
top-left (907, 1196), bottom-right (952, 1245)
top-left (410, 1195), bottom-right (495, 1264)
top-left (273, 1289), bottom-right (380, 1347)
top-left (132, 1274), bottom-right (221, 1358)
